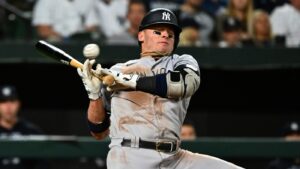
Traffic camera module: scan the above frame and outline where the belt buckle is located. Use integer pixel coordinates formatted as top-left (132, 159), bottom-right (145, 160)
top-left (156, 141), bottom-right (174, 153)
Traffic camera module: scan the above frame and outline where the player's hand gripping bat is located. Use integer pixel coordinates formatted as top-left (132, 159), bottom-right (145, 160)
top-left (35, 40), bottom-right (115, 85)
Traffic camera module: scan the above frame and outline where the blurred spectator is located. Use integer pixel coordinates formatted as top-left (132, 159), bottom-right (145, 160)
top-left (0, 85), bottom-right (48, 169)
top-left (144, 0), bottom-right (182, 11)
top-left (217, 0), bottom-right (254, 41)
top-left (94, 0), bottom-right (129, 39)
top-left (266, 121), bottom-right (300, 169)
top-left (254, 0), bottom-right (288, 14)
top-left (218, 16), bottom-right (243, 47)
top-left (0, 0), bottom-right (35, 40)
top-left (106, 0), bottom-right (146, 45)
top-left (270, 0), bottom-right (300, 47)
top-left (176, 0), bottom-right (215, 46)
top-left (32, 0), bottom-right (99, 42)
top-left (181, 119), bottom-right (197, 140)
top-left (202, 0), bottom-right (228, 15)
top-left (178, 17), bottom-right (203, 46)
top-left (247, 10), bottom-right (276, 47)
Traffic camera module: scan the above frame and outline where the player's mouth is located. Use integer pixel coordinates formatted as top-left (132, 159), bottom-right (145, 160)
top-left (158, 41), bottom-right (169, 45)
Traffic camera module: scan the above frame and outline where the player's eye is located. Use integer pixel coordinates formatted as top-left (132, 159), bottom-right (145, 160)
top-left (153, 30), bottom-right (161, 35)
top-left (168, 34), bottom-right (174, 39)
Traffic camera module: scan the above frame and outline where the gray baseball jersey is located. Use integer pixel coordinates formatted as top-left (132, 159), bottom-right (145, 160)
top-left (105, 54), bottom-right (200, 141)
top-left (102, 54), bottom-right (244, 169)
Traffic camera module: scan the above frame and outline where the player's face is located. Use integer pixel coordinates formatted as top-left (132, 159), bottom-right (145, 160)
top-left (181, 125), bottom-right (196, 140)
top-left (139, 25), bottom-right (175, 54)
top-left (0, 100), bottom-right (20, 122)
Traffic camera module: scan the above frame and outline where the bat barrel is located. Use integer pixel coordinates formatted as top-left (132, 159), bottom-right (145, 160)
top-left (35, 40), bottom-right (74, 66)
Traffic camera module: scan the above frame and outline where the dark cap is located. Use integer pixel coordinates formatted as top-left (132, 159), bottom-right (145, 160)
top-left (222, 17), bottom-right (242, 32)
top-left (0, 85), bottom-right (19, 102)
top-left (281, 121), bottom-right (300, 136)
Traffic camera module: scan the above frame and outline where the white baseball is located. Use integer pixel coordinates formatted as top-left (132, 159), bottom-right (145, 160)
top-left (83, 43), bottom-right (100, 59)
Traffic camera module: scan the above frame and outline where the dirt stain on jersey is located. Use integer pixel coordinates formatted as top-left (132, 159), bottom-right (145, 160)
top-left (118, 116), bottom-right (147, 132)
top-left (121, 64), bottom-right (152, 76)
top-left (154, 96), bottom-right (164, 118)
top-left (108, 147), bottom-right (128, 164)
top-left (118, 91), bottom-right (153, 108)
top-left (117, 91), bottom-right (163, 130)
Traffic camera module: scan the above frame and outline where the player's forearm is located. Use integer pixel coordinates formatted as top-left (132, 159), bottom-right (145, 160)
top-left (87, 99), bottom-right (110, 139)
top-left (87, 99), bottom-right (106, 123)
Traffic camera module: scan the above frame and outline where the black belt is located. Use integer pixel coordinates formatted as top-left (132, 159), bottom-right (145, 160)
top-left (121, 138), bottom-right (179, 153)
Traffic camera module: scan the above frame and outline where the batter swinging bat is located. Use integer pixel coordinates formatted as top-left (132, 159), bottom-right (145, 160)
top-left (35, 40), bottom-right (115, 85)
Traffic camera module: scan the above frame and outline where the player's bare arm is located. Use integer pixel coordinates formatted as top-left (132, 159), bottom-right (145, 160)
top-left (77, 46), bottom-right (110, 140)
top-left (87, 99), bottom-right (109, 140)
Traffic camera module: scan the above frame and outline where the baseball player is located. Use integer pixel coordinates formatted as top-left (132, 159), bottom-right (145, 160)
top-left (77, 8), bottom-right (244, 169)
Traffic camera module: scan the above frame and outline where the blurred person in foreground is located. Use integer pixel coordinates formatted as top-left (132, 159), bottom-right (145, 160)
top-left (180, 119), bottom-right (197, 140)
top-left (106, 0), bottom-right (146, 45)
top-left (0, 85), bottom-right (48, 169)
top-left (266, 121), bottom-right (300, 169)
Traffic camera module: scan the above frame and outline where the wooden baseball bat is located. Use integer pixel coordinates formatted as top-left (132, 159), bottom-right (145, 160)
top-left (35, 40), bottom-right (115, 85)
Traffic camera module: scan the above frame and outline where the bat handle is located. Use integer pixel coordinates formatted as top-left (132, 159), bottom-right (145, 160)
top-left (70, 59), bottom-right (83, 69)
top-left (73, 59), bottom-right (115, 86)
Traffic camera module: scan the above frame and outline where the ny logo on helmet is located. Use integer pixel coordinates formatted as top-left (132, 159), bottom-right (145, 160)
top-left (162, 12), bottom-right (171, 21)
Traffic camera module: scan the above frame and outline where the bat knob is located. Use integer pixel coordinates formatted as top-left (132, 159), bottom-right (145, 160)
top-left (102, 76), bottom-right (115, 86)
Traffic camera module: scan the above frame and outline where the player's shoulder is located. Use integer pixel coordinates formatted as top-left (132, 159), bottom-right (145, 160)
top-left (110, 59), bottom-right (139, 71)
top-left (171, 53), bottom-right (197, 62)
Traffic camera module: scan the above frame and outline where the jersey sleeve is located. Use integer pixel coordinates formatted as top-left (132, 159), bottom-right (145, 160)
top-left (173, 54), bottom-right (200, 75)
top-left (136, 55), bottom-right (201, 99)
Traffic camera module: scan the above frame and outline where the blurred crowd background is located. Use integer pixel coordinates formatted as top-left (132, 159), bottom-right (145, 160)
top-left (0, 0), bottom-right (299, 48)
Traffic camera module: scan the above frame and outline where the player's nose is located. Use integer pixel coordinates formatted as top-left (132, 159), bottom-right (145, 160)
top-left (161, 30), bottom-right (170, 38)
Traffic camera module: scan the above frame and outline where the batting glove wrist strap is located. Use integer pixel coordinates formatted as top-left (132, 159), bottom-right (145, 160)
top-left (101, 69), bottom-right (139, 92)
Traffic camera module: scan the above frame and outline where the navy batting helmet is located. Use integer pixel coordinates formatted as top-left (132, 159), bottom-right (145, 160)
top-left (139, 8), bottom-right (182, 50)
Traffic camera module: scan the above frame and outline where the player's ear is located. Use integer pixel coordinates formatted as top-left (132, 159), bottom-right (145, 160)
top-left (138, 31), bottom-right (144, 43)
